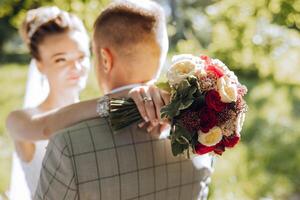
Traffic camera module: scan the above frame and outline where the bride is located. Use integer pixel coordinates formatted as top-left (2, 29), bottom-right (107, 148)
top-left (6, 6), bottom-right (170, 199)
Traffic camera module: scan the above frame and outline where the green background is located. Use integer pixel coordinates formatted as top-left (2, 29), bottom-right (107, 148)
top-left (0, 0), bottom-right (300, 199)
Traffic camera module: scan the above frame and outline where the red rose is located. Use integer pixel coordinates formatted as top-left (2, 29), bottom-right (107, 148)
top-left (214, 142), bottom-right (225, 155)
top-left (205, 90), bottom-right (227, 112)
top-left (199, 107), bottom-right (217, 133)
top-left (200, 55), bottom-right (212, 65)
top-left (222, 135), bottom-right (240, 148)
top-left (195, 143), bottom-right (215, 155)
top-left (206, 65), bottom-right (224, 78)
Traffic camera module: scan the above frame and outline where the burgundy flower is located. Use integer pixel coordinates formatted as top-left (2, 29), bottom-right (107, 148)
top-left (217, 107), bottom-right (236, 125)
top-left (206, 65), bottom-right (224, 78)
top-left (178, 111), bottom-right (202, 133)
top-left (233, 96), bottom-right (248, 115)
top-left (195, 143), bottom-right (215, 155)
top-left (222, 135), bottom-right (240, 148)
top-left (205, 90), bottom-right (227, 112)
top-left (199, 107), bottom-right (217, 133)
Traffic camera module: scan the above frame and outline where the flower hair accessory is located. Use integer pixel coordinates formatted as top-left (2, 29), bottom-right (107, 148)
top-left (21, 6), bottom-right (69, 44)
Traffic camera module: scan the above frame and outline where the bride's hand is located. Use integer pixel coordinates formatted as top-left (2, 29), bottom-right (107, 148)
top-left (129, 85), bottom-right (170, 132)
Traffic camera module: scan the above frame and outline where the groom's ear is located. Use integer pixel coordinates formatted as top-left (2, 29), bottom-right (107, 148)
top-left (100, 48), bottom-right (113, 74)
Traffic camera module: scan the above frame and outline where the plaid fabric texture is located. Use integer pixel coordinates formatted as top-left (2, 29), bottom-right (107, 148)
top-left (34, 117), bottom-right (212, 200)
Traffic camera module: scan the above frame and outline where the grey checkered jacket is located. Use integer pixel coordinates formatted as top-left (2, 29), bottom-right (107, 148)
top-left (34, 117), bottom-right (212, 200)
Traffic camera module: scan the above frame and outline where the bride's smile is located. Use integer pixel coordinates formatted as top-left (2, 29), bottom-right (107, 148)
top-left (36, 30), bottom-right (90, 93)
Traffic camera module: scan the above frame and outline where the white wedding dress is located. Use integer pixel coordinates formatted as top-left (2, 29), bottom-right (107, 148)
top-left (9, 60), bottom-right (49, 199)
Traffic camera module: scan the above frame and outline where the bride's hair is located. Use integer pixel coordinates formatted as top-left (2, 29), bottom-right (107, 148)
top-left (20, 6), bottom-right (89, 60)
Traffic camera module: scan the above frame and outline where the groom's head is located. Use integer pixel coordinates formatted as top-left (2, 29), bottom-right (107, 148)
top-left (93, 0), bottom-right (168, 93)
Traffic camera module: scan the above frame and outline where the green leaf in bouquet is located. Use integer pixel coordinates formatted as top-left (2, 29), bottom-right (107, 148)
top-left (161, 76), bottom-right (201, 121)
top-left (187, 76), bottom-right (199, 87)
top-left (179, 100), bottom-right (194, 110)
top-left (171, 138), bottom-right (188, 156)
top-left (174, 124), bottom-right (193, 141)
top-left (179, 89), bottom-right (197, 110)
top-left (176, 79), bottom-right (191, 95)
top-left (190, 132), bottom-right (199, 148)
top-left (176, 76), bottom-right (197, 91)
top-left (155, 81), bottom-right (172, 93)
top-left (196, 95), bottom-right (205, 105)
top-left (160, 99), bottom-right (181, 119)
top-left (177, 81), bottom-right (198, 110)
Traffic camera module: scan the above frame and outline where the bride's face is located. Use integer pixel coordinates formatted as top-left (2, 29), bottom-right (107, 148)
top-left (36, 30), bottom-right (90, 93)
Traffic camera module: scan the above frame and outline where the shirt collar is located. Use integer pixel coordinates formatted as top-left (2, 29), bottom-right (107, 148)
top-left (108, 83), bottom-right (143, 94)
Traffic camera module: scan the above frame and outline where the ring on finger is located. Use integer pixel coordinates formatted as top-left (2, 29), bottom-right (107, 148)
top-left (143, 96), bottom-right (153, 103)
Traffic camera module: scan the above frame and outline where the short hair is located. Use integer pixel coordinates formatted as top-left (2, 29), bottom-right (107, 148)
top-left (93, 0), bottom-right (166, 55)
top-left (20, 6), bottom-right (89, 60)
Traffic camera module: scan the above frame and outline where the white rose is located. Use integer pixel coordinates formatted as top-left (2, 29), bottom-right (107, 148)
top-left (211, 59), bottom-right (229, 71)
top-left (236, 112), bottom-right (245, 133)
top-left (211, 59), bottom-right (238, 82)
top-left (217, 76), bottom-right (238, 103)
top-left (172, 54), bottom-right (205, 69)
top-left (167, 59), bottom-right (197, 86)
top-left (198, 126), bottom-right (223, 147)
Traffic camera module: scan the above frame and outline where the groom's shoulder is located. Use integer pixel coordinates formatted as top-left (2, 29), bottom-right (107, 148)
top-left (56, 117), bottom-right (109, 135)
top-left (63, 117), bottom-right (109, 133)
top-left (50, 117), bottom-right (112, 153)
top-left (49, 117), bottom-right (157, 156)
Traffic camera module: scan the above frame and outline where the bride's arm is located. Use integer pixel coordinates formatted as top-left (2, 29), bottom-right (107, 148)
top-left (6, 98), bottom-right (98, 141)
top-left (6, 85), bottom-right (170, 142)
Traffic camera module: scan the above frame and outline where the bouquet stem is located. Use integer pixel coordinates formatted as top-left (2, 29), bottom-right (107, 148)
top-left (109, 98), bottom-right (143, 131)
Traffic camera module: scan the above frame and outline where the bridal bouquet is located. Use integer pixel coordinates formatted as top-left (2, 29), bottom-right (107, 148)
top-left (110, 54), bottom-right (248, 157)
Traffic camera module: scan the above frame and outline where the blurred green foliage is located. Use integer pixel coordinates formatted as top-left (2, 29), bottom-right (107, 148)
top-left (0, 64), bottom-right (27, 198)
top-left (0, 0), bottom-right (110, 57)
top-left (168, 0), bottom-right (300, 84)
top-left (1, 0), bottom-right (300, 199)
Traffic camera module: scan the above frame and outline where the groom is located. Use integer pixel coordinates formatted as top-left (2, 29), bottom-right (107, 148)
top-left (34, 1), bottom-right (212, 199)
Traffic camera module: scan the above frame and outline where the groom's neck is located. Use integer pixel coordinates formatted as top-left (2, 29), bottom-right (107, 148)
top-left (105, 79), bottom-right (155, 98)
top-left (109, 79), bottom-right (150, 91)
top-left (104, 79), bottom-right (151, 94)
